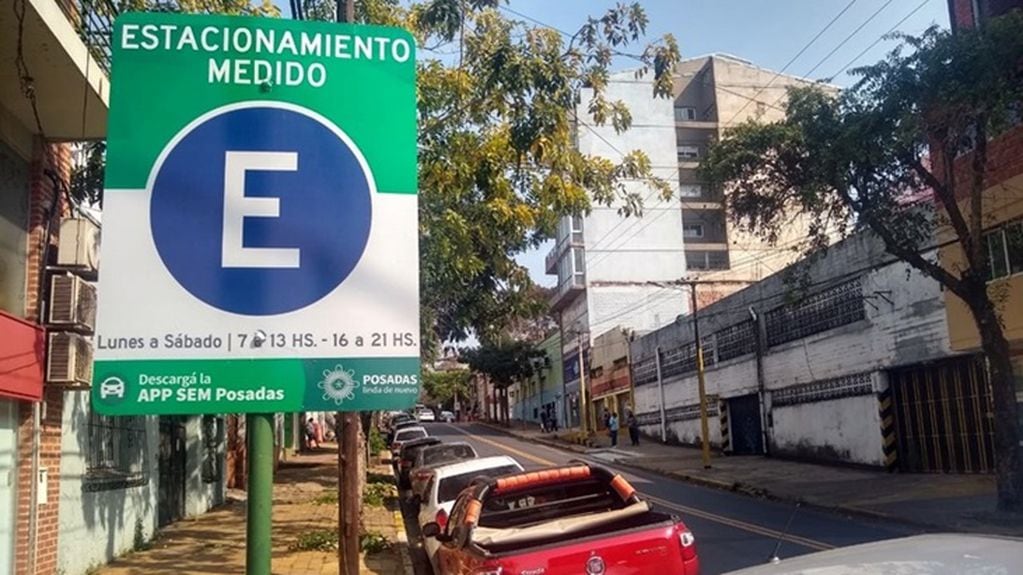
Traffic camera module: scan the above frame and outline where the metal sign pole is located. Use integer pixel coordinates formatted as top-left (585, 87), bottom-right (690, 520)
top-left (246, 413), bottom-right (274, 575)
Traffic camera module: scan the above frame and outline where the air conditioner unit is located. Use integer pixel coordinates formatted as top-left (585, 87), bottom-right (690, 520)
top-left (57, 218), bottom-right (100, 272)
top-left (47, 332), bottom-right (93, 385)
top-left (48, 274), bottom-right (97, 332)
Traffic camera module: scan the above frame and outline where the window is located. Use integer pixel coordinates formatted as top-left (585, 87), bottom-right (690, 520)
top-left (679, 184), bottom-right (703, 198)
top-left (677, 145), bottom-right (700, 160)
top-left (985, 219), bottom-right (1023, 281)
top-left (683, 224), bottom-right (704, 238)
top-left (675, 107), bottom-right (697, 121)
top-left (438, 465), bottom-right (522, 502)
top-left (571, 215), bottom-right (584, 243)
top-left (86, 412), bottom-right (148, 490)
top-left (201, 415), bottom-right (224, 483)
top-left (686, 250), bottom-right (729, 270)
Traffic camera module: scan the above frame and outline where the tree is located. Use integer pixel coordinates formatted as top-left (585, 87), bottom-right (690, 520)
top-left (421, 368), bottom-right (471, 408)
top-left (87, 0), bottom-right (679, 360)
top-left (700, 13), bottom-right (1023, 510)
top-left (462, 338), bottom-right (546, 423)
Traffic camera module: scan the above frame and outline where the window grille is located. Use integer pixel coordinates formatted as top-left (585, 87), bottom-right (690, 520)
top-left (765, 279), bottom-right (865, 347)
top-left (201, 415), bottom-right (225, 483)
top-left (716, 321), bottom-right (756, 362)
top-left (772, 372), bottom-right (874, 407)
top-left (632, 357), bottom-right (658, 387)
top-left (85, 412), bottom-right (148, 491)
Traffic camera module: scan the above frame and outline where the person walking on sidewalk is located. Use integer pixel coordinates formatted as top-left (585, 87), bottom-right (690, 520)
top-left (608, 412), bottom-right (619, 447)
top-left (626, 410), bottom-right (640, 446)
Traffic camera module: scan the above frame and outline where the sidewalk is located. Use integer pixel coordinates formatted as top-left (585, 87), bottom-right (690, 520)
top-left (95, 445), bottom-right (412, 575)
top-left (486, 421), bottom-right (1023, 537)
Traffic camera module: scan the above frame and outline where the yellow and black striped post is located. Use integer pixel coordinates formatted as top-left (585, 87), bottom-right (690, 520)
top-left (719, 399), bottom-right (731, 454)
top-left (878, 386), bottom-right (898, 472)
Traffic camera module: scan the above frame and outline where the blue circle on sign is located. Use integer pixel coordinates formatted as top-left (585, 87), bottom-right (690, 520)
top-left (150, 105), bottom-right (372, 315)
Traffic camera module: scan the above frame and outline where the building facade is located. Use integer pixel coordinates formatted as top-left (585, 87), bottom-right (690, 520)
top-left (630, 230), bottom-right (992, 473)
top-left (940, 0), bottom-right (1023, 451)
top-left (588, 327), bottom-right (633, 431)
top-left (547, 55), bottom-right (828, 428)
top-left (0, 3), bottom-right (227, 573)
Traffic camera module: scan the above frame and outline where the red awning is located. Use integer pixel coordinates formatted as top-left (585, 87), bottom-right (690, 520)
top-left (0, 310), bottom-right (45, 401)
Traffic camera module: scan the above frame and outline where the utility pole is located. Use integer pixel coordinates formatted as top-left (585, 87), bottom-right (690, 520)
top-left (649, 278), bottom-right (754, 467)
top-left (577, 333), bottom-right (589, 435)
top-left (334, 8), bottom-right (359, 575)
top-left (689, 283), bottom-right (712, 469)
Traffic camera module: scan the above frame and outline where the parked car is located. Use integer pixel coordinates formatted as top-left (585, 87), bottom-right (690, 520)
top-left (409, 442), bottom-right (479, 503)
top-left (439, 410), bottom-right (456, 423)
top-left (395, 437), bottom-right (442, 488)
top-left (417, 456), bottom-right (524, 574)
top-left (386, 418), bottom-right (420, 444)
top-left (417, 408), bottom-right (437, 423)
top-left (390, 426), bottom-right (428, 459)
top-left (423, 463), bottom-right (699, 575)
top-left (724, 534), bottom-right (1023, 574)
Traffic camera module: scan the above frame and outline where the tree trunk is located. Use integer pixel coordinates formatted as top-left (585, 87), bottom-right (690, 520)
top-left (971, 294), bottom-right (1022, 512)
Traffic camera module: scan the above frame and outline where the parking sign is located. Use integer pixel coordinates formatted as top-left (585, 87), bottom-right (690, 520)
top-left (92, 13), bottom-right (420, 415)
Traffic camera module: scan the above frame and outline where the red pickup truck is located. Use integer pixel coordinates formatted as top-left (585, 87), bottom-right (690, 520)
top-left (422, 463), bottom-right (699, 575)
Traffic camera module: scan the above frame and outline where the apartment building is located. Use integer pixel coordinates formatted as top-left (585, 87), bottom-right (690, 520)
top-left (547, 55), bottom-right (827, 428)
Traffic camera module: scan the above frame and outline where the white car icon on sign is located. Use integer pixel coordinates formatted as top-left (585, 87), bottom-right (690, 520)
top-left (99, 377), bottom-right (126, 399)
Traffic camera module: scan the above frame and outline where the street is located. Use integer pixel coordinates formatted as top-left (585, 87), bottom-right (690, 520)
top-left (403, 422), bottom-right (919, 575)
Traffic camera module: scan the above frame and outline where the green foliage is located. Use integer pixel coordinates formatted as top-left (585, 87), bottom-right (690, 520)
top-left (422, 368), bottom-right (471, 406)
top-left (359, 531), bottom-right (391, 554)
top-left (313, 490), bottom-right (339, 505)
top-left (132, 516), bottom-right (150, 552)
top-left (363, 481), bottom-right (394, 506)
top-left (368, 425), bottom-right (387, 454)
top-left (461, 339), bottom-right (545, 388)
top-left (289, 529), bottom-right (338, 552)
top-left (91, 0), bottom-right (680, 360)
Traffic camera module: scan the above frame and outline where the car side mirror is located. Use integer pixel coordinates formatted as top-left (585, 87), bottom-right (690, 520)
top-left (422, 522), bottom-right (441, 538)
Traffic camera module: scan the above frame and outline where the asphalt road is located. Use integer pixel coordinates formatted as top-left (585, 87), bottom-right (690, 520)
top-left (400, 421), bottom-right (920, 575)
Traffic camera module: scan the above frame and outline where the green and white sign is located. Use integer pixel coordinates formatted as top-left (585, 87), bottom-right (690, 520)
top-left (92, 13), bottom-right (420, 415)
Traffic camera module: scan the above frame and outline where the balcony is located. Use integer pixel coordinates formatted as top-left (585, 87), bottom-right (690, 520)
top-left (0, 0), bottom-right (110, 139)
top-left (589, 365), bottom-right (631, 399)
top-left (549, 273), bottom-right (585, 312)
top-left (545, 237), bottom-right (569, 275)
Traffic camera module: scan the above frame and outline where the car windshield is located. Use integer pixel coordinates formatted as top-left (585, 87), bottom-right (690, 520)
top-left (395, 429), bottom-right (426, 442)
top-left (422, 444), bottom-right (476, 466)
top-left (438, 465), bottom-right (521, 502)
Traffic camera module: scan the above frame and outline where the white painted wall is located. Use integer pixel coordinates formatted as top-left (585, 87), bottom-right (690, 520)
top-left (629, 232), bottom-right (956, 467)
top-left (771, 395), bottom-right (884, 465)
top-left (572, 71), bottom-right (688, 338)
top-left (183, 416), bottom-right (225, 518)
top-left (58, 391), bottom-right (159, 575)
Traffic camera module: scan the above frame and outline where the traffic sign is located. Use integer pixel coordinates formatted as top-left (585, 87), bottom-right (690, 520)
top-left (92, 13), bottom-right (420, 415)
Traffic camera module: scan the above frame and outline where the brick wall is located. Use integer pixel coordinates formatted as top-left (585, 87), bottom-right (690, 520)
top-left (15, 140), bottom-right (70, 575)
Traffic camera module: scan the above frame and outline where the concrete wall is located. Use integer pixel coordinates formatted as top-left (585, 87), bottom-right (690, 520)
top-left (630, 230), bottom-right (957, 466)
top-left (184, 416), bottom-right (226, 518)
top-left (771, 394), bottom-right (883, 465)
top-left (575, 72), bottom-right (688, 338)
top-left (58, 393), bottom-right (225, 574)
top-left (58, 391), bottom-right (159, 575)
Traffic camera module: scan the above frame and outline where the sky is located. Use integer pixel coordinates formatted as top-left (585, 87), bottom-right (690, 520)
top-left (500, 0), bottom-right (951, 286)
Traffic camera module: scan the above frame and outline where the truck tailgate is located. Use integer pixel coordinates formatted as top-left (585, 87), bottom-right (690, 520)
top-left (490, 521), bottom-right (698, 575)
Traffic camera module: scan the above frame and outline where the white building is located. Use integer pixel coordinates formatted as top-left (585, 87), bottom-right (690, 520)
top-left (548, 55), bottom-right (826, 428)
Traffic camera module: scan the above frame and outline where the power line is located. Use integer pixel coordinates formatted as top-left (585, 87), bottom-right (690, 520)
top-left (799, 0), bottom-right (896, 81)
top-left (829, 0), bottom-right (934, 80)
top-left (723, 0), bottom-right (860, 127)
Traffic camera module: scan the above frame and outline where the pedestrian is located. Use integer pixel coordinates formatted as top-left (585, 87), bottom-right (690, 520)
top-left (549, 407), bottom-right (559, 432)
top-left (627, 410), bottom-right (640, 446)
top-left (608, 412), bottom-right (619, 447)
top-left (304, 417), bottom-right (318, 450)
top-left (602, 408), bottom-right (611, 430)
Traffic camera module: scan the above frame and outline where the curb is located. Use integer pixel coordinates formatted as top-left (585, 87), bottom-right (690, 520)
top-left (472, 421), bottom-right (952, 534)
top-left (392, 509), bottom-right (414, 575)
